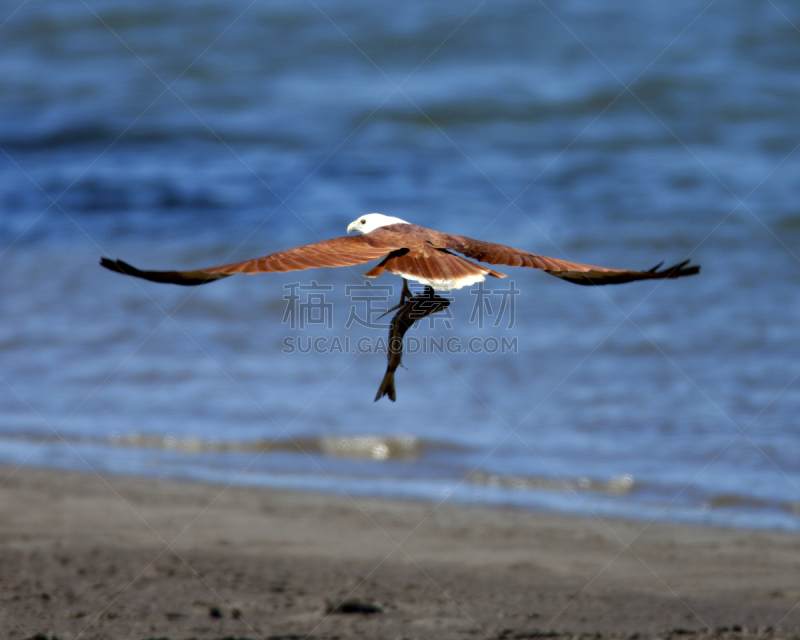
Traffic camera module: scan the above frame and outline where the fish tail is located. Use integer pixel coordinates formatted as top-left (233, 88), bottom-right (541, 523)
top-left (374, 370), bottom-right (397, 402)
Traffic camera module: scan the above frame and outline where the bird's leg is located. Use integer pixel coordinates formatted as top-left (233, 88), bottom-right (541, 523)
top-left (408, 285), bottom-right (449, 322)
top-left (378, 279), bottom-right (414, 319)
top-left (400, 278), bottom-right (413, 303)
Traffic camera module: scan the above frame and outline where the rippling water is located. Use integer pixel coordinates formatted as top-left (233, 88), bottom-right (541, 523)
top-left (2, 0), bottom-right (800, 530)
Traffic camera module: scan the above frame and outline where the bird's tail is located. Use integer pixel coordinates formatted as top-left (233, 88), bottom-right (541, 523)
top-left (374, 371), bottom-right (396, 402)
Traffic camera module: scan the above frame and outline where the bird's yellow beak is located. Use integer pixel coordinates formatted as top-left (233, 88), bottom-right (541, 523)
top-left (347, 221), bottom-right (358, 234)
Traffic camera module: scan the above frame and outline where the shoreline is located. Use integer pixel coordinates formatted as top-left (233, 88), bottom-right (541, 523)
top-left (1, 464), bottom-right (799, 640)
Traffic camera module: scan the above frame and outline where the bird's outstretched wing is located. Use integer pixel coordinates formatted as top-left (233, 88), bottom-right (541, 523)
top-left (100, 234), bottom-right (403, 286)
top-left (441, 235), bottom-right (700, 286)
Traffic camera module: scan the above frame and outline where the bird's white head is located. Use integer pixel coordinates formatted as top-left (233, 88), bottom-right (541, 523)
top-left (347, 213), bottom-right (409, 235)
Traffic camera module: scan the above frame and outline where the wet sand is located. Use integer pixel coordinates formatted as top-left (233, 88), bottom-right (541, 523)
top-left (1, 465), bottom-right (799, 640)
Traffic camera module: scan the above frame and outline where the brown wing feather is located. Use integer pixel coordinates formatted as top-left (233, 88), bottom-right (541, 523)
top-left (440, 233), bottom-right (700, 285)
top-left (100, 234), bottom-right (404, 286)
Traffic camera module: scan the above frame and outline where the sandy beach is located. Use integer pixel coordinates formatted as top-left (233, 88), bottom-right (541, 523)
top-left (1, 465), bottom-right (798, 640)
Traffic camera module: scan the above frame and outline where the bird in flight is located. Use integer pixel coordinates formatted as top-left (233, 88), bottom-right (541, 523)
top-left (101, 213), bottom-right (700, 400)
top-left (101, 213), bottom-right (699, 293)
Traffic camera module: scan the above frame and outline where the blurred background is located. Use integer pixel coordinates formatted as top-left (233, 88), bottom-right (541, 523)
top-left (1, 0), bottom-right (800, 530)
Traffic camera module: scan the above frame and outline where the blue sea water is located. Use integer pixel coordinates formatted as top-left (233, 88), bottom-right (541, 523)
top-left (2, 0), bottom-right (800, 530)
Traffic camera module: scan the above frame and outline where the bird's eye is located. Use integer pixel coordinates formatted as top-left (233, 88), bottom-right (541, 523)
top-left (360, 219), bottom-right (366, 224)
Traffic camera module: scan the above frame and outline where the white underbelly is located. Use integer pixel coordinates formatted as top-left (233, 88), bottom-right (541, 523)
top-left (396, 272), bottom-right (486, 291)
